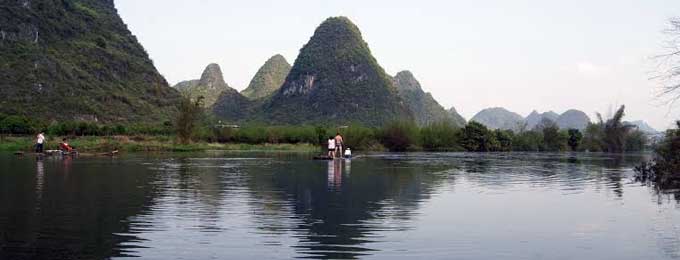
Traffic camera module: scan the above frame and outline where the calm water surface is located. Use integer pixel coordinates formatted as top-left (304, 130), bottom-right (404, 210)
top-left (1, 152), bottom-right (679, 259)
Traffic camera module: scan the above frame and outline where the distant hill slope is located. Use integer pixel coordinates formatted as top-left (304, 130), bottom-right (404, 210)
top-left (172, 63), bottom-right (232, 107)
top-left (241, 54), bottom-right (291, 100)
top-left (471, 107), bottom-right (524, 130)
top-left (448, 107), bottom-right (467, 127)
top-left (556, 109), bottom-right (591, 130)
top-left (392, 71), bottom-right (462, 127)
top-left (625, 120), bottom-right (659, 134)
top-left (0, 0), bottom-right (180, 122)
top-left (262, 17), bottom-right (412, 126)
top-left (212, 88), bottom-right (255, 122)
top-left (525, 110), bottom-right (559, 129)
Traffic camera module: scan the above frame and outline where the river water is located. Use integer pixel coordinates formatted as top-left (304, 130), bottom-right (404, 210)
top-left (0, 152), bottom-right (678, 259)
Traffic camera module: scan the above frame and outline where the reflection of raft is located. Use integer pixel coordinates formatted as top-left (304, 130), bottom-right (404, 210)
top-left (313, 155), bottom-right (334, 160)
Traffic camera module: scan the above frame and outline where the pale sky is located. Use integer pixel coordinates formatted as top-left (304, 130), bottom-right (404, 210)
top-left (115, 0), bottom-right (680, 130)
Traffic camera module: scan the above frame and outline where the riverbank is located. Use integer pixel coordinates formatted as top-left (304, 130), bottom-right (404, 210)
top-left (0, 136), bottom-right (320, 153)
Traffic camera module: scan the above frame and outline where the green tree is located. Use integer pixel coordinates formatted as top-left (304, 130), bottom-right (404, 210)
top-left (421, 121), bottom-right (460, 151)
top-left (512, 130), bottom-right (543, 151)
top-left (567, 129), bottom-right (583, 151)
top-left (176, 96), bottom-right (205, 144)
top-left (540, 119), bottom-right (566, 151)
top-left (581, 123), bottom-right (603, 152)
top-left (597, 105), bottom-right (634, 153)
top-left (380, 121), bottom-right (420, 152)
top-left (493, 129), bottom-right (514, 152)
top-left (458, 121), bottom-right (495, 152)
top-left (624, 129), bottom-right (647, 152)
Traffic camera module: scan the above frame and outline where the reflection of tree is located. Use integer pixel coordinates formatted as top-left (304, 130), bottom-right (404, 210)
top-left (0, 156), bottom-right (161, 259)
top-left (245, 158), bottom-right (448, 259)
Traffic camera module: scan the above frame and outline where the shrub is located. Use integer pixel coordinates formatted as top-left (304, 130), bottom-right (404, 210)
top-left (458, 121), bottom-right (496, 152)
top-left (512, 130), bottom-right (543, 152)
top-left (421, 122), bottom-right (460, 151)
top-left (341, 125), bottom-right (379, 151)
top-left (380, 121), bottom-right (420, 151)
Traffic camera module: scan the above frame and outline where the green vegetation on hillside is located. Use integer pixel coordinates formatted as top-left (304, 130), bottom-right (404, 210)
top-left (263, 16), bottom-right (413, 126)
top-left (0, 0), bottom-right (180, 122)
top-left (172, 63), bottom-right (233, 107)
top-left (241, 54), bottom-right (291, 100)
top-left (393, 71), bottom-right (461, 127)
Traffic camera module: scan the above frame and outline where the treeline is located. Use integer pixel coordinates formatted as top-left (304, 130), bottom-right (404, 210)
top-left (1, 104), bottom-right (649, 153)
top-left (0, 114), bottom-right (173, 136)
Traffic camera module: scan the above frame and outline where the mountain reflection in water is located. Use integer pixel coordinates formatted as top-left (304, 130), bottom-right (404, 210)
top-left (0, 152), bottom-right (679, 260)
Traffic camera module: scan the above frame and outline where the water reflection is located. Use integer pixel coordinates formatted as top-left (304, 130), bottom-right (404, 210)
top-left (0, 152), bottom-right (679, 259)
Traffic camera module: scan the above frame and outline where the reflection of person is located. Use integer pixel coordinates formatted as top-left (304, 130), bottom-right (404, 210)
top-left (35, 132), bottom-right (45, 153)
top-left (327, 137), bottom-right (336, 158)
top-left (334, 133), bottom-right (344, 158)
top-left (327, 160), bottom-right (342, 189)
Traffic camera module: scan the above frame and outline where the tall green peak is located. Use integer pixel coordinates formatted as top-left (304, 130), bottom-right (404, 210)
top-left (264, 16), bottom-right (412, 126)
top-left (173, 63), bottom-right (232, 107)
top-left (241, 54), bottom-right (291, 100)
top-left (392, 70), bottom-right (462, 127)
top-left (0, 0), bottom-right (181, 122)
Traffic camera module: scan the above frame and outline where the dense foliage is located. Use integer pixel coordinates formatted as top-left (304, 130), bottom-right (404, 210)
top-left (0, 0), bottom-right (180, 122)
top-left (580, 105), bottom-right (648, 152)
top-left (636, 121), bottom-right (680, 190)
top-left (176, 96), bottom-right (205, 144)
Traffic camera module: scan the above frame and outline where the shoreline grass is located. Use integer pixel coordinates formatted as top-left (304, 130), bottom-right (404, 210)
top-left (0, 136), bottom-right (321, 153)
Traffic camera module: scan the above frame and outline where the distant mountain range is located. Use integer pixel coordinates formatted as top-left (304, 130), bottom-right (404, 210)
top-left (625, 120), bottom-right (659, 134)
top-left (471, 108), bottom-right (525, 130)
top-left (0, 0), bottom-right (180, 122)
top-left (471, 108), bottom-right (593, 131)
top-left (555, 110), bottom-right (591, 130)
top-left (2, 3), bottom-right (653, 131)
top-left (173, 63), bottom-right (233, 107)
top-left (525, 110), bottom-right (559, 129)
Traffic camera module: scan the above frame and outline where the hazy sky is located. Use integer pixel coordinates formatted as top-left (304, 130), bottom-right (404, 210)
top-left (116, 0), bottom-right (680, 130)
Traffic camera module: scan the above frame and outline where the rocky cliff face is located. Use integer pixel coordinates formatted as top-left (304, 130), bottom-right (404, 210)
top-left (471, 107), bottom-right (524, 130)
top-left (0, 0), bottom-right (180, 122)
top-left (556, 109), bottom-right (591, 130)
top-left (393, 71), bottom-right (462, 127)
top-left (263, 17), bottom-right (412, 126)
top-left (173, 63), bottom-right (232, 107)
top-left (241, 54), bottom-right (291, 100)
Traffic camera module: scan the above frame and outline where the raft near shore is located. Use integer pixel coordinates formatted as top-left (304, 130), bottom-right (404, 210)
top-left (14, 150), bottom-right (119, 157)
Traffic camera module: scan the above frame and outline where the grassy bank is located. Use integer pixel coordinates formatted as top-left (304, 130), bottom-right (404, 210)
top-left (0, 136), bottom-right (320, 153)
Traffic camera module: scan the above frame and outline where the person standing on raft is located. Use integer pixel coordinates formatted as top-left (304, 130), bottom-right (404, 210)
top-left (327, 136), bottom-right (336, 158)
top-left (334, 133), bottom-right (344, 158)
top-left (35, 131), bottom-right (45, 153)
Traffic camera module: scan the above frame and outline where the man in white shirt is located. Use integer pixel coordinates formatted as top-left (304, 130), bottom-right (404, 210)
top-left (36, 132), bottom-right (45, 153)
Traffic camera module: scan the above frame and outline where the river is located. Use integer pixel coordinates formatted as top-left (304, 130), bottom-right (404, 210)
top-left (0, 152), bottom-right (678, 259)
